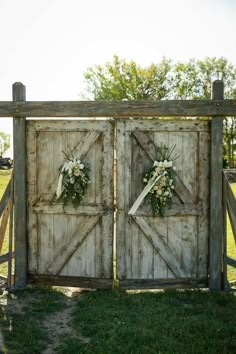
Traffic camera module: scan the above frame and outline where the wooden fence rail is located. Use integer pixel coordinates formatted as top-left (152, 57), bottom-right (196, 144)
top-left (0, 99), bottom-right (236, 117)
top-left (0, 172), bottom-right (14, 288)
top-left (223, 171), bottom-right (236, 290)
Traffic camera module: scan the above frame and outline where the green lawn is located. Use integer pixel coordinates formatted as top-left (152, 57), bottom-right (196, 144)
top-left (0, 173), bottom-right (236, 353)
top-left (0, 287), bottom-right (235, 354)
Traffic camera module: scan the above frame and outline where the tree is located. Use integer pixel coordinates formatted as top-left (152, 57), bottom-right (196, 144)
top-left (83, 55), bottom-right (236, 167)
top-left (83, 55), bottom-right (173, 100)
top-left (0, 131), bottom-right (10, 157)
top-left (171, 57), bottom-right (236, 167)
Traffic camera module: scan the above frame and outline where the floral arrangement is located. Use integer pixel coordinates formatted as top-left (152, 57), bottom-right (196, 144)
top-left (56, 151), bottom-right (90, 208)
top-left (143, 145), bottom-right (178, 217)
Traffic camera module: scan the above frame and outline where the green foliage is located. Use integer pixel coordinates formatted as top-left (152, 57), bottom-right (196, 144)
top-left (58, 153), bottom-right (90, 208)
top-left (83, 55), bottom-right (173, 100)
top-left (143, 146), bottom-right (178, 217)
top-left (0, 131), bottom-right (10, 157)
top-left (83, 55), bottom-right (236, 167)
top-left (83, 55), bottom-right (236, 101)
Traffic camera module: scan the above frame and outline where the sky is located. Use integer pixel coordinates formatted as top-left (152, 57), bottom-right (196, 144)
top-left (0, 0), bottom-right (236, 155)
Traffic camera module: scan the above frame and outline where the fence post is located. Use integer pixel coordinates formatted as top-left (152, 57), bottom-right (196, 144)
top-left (13, 82), bottom-right (27, 288)
top-left (209, 80), bottom-right (224, 291)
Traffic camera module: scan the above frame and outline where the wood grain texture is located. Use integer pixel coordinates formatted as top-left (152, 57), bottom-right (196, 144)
top-left (116, 119), bottom-right (210, 286)
top-left (116, 121), bottom-right (126, 279)
top-left (26, 120), bottom-right (113, 284)
top-left (0, 99), bottom-right (236, 117)
top-left (132, 130), bottom-right (194, 203)
top-left (7, 176), bottom-right (14, 288)
top-left (225, 174), bottom-right (236, 243)
top-left (13, 82), bottom-right (27, 288)
top-left (209, 80), bottom-right (224, 291)
top-left (28, 274), bottom-right (113, 288)
top-left (0, 178), bottom-right (11, 217)
top-left (133, 216), bottom-right (190, 278)
top-left (119, 277), bottom-right (208, 289)
top-left (0, 197), bottom-right (12, 252)
top-left (198, 132), bottom-right (210, 278)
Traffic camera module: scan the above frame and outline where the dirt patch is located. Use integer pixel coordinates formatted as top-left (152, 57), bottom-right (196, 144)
top-left (0, 290), bottom-right (36, 315)
top-left (42, 289), bottom-right (91, 354)
top-left (0, 287), bottom-right (92, 353)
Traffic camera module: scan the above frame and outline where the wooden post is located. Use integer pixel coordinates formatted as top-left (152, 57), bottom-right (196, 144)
top-left (13, 82), bottom-right (27, 288)
top-left (209, 80), bottom-right (224, 291)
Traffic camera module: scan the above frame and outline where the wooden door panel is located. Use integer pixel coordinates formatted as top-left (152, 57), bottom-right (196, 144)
top-left (117, 119), bottom-right (210, 288)
top-left (26, 120), bottom-right (113, 287)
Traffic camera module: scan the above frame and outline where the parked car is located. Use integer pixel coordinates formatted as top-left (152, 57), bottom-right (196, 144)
top-left (0, 157), bottom-right (13, 169)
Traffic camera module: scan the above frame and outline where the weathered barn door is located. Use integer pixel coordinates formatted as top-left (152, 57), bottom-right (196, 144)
top-left (116, 119), bottom-right (210, 289)
top-left (26, 120), bottom-right (113, 288)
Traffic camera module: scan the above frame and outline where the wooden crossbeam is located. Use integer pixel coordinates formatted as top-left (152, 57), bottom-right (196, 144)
top-left (0, 100), bottom-right (236, 117)
top-left (0, 252), bottom-right (15, 265)
top-left (132, 216), bottom-right (190, 278)
top-left (225, 177), bottom-right (236, 244)
top-left (0, 197), bottom-right (12, 253)
top-left (0, 178), bottom-right (11, 218)
top-left (226, 256), bottom-right (236, 268)
top-left (44, 215), bottom-right (101, 275)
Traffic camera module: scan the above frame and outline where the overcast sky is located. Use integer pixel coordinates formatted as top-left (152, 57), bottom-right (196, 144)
top-left (0, 0), bottom-right (235, 152)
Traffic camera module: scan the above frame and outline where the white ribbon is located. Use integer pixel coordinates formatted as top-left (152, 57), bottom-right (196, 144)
top-left (56, 163), bottom-right (67, 199)
top-left (128, 172), bottom-right (165, 215)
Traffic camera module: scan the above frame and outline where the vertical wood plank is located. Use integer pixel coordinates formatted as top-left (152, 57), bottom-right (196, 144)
top-left (7, 175), bottom-right (14, 288)
top-left (13, 82), bottom-right (27, 288)
top-left (116, 121), bottom-right (126, 279)
top-left (182, 132), bottom-right (198, 277)
top-left (198, 131), bottom-right (210, 277)
top-left (26, 128), bottom-right (38, 273)
top-left (167, 132), bottom-right (183, 278)
top-left (209, 80), bottom-right (224, 291)
top-left (101, 122), bottom-right (113, 278)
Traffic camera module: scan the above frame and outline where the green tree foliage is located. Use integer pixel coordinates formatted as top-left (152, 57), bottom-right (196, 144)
top-left (83, 55), bottom-right (173, 100)
top-left (83, 55), bottom-right (236, 167)
top-left (0, 131), bottom-right (10, 157)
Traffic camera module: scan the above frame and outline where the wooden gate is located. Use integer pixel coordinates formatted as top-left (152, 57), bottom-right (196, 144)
top-left (116, 119), bottom-right (210, 289)
top-left (26, 120), bottom-right (114, 288)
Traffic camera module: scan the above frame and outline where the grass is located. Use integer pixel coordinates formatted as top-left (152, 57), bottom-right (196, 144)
top-left (1, 287), bottom-right (236, 353)
top-left (0, 173), bottom-right (236, 353)
top-left (0, 287), bottom-right (66, 354)
top-left (58, 289), bottom-right (236, 354)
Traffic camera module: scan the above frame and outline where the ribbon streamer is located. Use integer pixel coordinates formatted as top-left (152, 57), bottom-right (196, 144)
top-left (128, 172), bottom-right (165, 215)
top-left (56, 163), bottom-right (66, 199)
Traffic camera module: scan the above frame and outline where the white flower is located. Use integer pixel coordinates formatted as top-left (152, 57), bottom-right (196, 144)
top-left (70, 177), bottom-right (75, 184)
top-left (74, 170), bottom-right (80, 177)
top-left (80, 164), bottom-right (84, 170)
top-left (153, 161), bottom-right (158, 167)
top-left (173, 166), bottom-right (176, 171)
top-left (143, 178), bottom-right (147, 182)
top-left (158, 161), bottom-right (163, 167)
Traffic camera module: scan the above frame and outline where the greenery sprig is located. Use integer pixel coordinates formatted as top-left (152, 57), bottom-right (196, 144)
top-left (57, 150), bottom-right (90, 208)
top-left (143, 145), bottom-right (178, 217)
